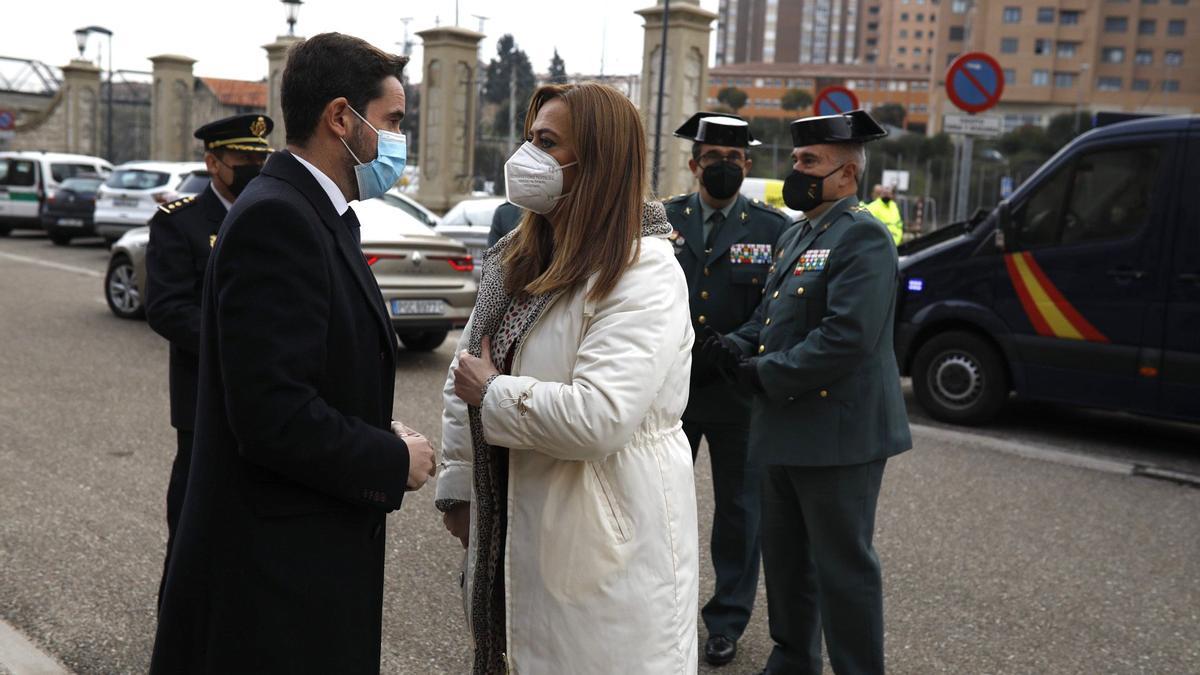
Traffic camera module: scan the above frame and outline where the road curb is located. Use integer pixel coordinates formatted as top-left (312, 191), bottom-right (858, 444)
top-left (911, 423), bottom-right (1136, 476)
top-left (0, 618), bottom-right (71, 675)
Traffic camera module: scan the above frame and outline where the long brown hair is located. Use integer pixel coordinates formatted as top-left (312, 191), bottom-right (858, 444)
top-left (503, 83), bottom-right (647, 301)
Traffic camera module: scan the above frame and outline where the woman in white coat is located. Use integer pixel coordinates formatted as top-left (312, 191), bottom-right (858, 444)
top-left (438, 82), bottom-right (699, 674)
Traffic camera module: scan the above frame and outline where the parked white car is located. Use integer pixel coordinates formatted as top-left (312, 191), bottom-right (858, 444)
top-left (435, 196), bottom-right (506, 275)
top-left (0, 151), bottom-right (112, 235)
top-left (381, 187), bottom-right (440, 230)
top-left (94, 161), bottom-right (204, 242)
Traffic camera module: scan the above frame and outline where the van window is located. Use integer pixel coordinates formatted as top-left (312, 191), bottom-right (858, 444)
top-left (105, 169), bottom-right (171, 190)
top-left (1012, 165), bottom-right (1071, 248)
top-left (0, 159), bottom-right (36, 187)
top-left (1012, 144), bottom-right (1163, 249)
top-left (50, 163), bottom-right (103, 182)
top-left (1060, 146), bottom-right (1161, 245)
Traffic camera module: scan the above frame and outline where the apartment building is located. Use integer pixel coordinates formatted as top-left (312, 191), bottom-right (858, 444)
top-left (930, 0), bottom-right (1200, 131)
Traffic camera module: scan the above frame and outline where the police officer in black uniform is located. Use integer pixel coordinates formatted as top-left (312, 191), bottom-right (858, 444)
top-left (144, 113), bottom-right (273, 604)
top-left (664, 112), bottom-right (790, 667)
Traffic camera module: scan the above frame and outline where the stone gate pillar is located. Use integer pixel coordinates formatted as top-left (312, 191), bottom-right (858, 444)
top-left (150, 54), bottom-right (196, 161)
top-left (415, 26), bottom-right (484, 213)
top-left (263, 35), bottom-right (303, 150)
top-left (636, 0), bottom-right (716, 198)
top-left (60, 59), bottom-right (102, 157)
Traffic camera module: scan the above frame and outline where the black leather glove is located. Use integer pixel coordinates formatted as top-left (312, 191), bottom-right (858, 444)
top-left (699, 326), bottom-right (743, 377)
top-left (735, 358), bottom-right (765, 394)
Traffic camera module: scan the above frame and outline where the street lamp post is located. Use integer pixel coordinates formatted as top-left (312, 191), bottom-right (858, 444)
top-left (282, 0), bottom-right (303, 37)
top-left (75, 26), bottom-right (113, 161)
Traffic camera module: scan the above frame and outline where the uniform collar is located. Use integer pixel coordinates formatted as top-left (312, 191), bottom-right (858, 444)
top-left (809, 195), bottom-right (859, 230)
top-left (699, 194), bottom-right (739, 223)
top-left (290, 151), bottom-right (350, 216)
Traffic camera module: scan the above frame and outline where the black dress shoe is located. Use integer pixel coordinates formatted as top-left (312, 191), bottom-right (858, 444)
top-left (704, 634), bottom-right (737, 666)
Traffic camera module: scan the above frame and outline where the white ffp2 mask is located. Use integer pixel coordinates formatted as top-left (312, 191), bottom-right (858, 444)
top-left (503, 141), bottom-right (578, 215)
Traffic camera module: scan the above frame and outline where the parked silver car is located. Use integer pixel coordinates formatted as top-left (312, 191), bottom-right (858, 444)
top-left (104, 196), bottom-right (477, 351)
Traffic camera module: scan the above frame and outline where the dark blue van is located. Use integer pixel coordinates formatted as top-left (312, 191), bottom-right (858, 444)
top-left (895, 115), bottom-right (1200, 425)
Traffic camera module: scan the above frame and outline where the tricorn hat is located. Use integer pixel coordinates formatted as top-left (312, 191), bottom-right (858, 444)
top-left (194, 113), bottom-right (275, 153)
top-left (789, 109), bottom-right (887, 147)
top-left (673, 112), bottom-right (762, 148)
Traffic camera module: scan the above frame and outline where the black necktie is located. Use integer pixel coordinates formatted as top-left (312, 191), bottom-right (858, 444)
top-left (705, 210), bottom-right (726, 251)
top-left (342, 207), bottom-right (362, 245)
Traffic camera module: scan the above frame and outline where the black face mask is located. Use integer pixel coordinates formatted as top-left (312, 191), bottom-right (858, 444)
top-left (782, 163), bottom-right (846, 212)
top-left (226, 164), bottom-right (261, 197)
top-left (700, 161), bottom-right (745, 200)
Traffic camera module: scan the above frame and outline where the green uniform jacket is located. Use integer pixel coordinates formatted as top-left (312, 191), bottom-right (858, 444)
top-left (666, 192), bottom-right (791, 424)
top-left (730, 195), bottom-right (912, 466)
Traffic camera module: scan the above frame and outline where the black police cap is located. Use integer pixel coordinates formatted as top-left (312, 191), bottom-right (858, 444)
top-left (673, 111), bottom-right (762, 148)
top-left (789, 110), bottom-right (887, 147)
top-left (193, 113), bottom-right (274, 153)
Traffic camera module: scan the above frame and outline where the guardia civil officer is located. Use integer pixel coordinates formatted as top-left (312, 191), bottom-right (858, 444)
top-left (702, 110), bottom-right (912, 675)
top-left (144, 113), bottom-right (273, 605)
top-left (664, 112), bottom-right (790, 667)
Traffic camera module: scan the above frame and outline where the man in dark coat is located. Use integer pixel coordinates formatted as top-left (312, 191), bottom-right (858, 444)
top-left (703, 110), bottom-right (912, 675)
top-left (145, 113), bottom-right (273, 605)
top-left (151, 33), bottom-right (435, 674)
top-left (664, 112), bottom-right (789, 667)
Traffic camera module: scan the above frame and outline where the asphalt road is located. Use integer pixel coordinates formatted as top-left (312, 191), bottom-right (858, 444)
top-left (1, 232), bottom-right (1198, 674)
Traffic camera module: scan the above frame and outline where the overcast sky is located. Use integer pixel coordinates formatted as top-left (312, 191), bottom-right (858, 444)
top-left (6, 0), bottom-right (721, 83)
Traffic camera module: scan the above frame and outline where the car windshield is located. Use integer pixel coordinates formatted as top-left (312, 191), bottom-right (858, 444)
top-left (105, 169), bottom-right (171, 190)
top-left (60, 177), bottom-right (104, 193)
top-left (176, 172), bottom-right (211, 194)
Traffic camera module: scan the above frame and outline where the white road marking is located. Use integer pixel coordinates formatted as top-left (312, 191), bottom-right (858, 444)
top-left (0, 251), bottom-right (102, 278)
top-left (912, 423), bottom-right (1135, 476)
top-left (0, 618), bottom-right (71, 675)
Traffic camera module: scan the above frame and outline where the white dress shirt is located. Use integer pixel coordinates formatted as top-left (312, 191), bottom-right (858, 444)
top-left (291, 151), bottom-right (350, 216)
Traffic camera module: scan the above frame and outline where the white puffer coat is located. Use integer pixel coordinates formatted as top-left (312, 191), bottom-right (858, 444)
top-left (438, 233), bottom-right (699, 674)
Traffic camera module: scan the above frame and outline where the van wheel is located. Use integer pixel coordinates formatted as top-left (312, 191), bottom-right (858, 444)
top-left (49, 230), bottom-right (72, 246)
top-left (105, 254), bottom-right (145, 320)
top-left (0, 225), bottom-right (11, 237)
top-left (399, 331), bottom-right (449, 352)
top-left (911, 330), bottom-right (1007, 425)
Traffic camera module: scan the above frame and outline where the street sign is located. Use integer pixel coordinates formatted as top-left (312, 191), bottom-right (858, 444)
top-left (945, 52), bottom-right (1005, 114)
top-left (813, 86), bottom-right (860, 116)
top-left (881, 169), bottom-right (910, 192)
top-left (0, 110), bottom-right (15, 131)
top-left (942, 113), bottom-right (1003, 136)
top-left (1000, 176), bottom-right (1014, 198)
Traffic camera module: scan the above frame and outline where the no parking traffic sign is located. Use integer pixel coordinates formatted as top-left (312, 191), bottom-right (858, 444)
top-left (945, 52), bottom-right (1005, 114)
top-left (813, 86), bottom-right (860, 116)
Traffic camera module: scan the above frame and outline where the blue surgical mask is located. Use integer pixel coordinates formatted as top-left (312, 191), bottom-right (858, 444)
top-left (341, 105), bottom-right (406, 200)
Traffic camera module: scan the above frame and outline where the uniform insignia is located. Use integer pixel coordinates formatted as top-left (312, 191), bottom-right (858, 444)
top-left (795, 249), bottom-right (830, 274)
top-left (250, 116), bottom-right (268, 138)
top-left (684, 206), bottom-right (692, 216)
top-left (740, 211), bottom-right (748, 221)
top-left (209, 234), bottom-right (217, 248)
top-left (730, 243), bottom-right (772, 265)
top-left (157, 195), bottom-right (195, 214)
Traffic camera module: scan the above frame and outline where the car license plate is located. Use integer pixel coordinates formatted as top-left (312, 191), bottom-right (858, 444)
top-left (390, 299), bottom-right (447, 316)
top-left (114, 196), bottom-right (139, 207)
top-left (57, 218), bottom-right (85, 227)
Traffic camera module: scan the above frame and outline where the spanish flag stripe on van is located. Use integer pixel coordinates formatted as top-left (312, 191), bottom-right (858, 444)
top-left (1005, 252), bottom-right (1110, 343)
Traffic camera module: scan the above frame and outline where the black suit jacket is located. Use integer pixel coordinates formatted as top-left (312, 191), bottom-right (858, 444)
top-left (151, 151), bottom-right (410, 674)
top-left (145, 185), bottom-right (225, 430)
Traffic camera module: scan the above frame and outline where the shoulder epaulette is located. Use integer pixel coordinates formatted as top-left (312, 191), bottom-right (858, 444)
top-left (662, 193), bottom-right (690, 204)
top-left (157, 195), bottom-right (197, 215)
